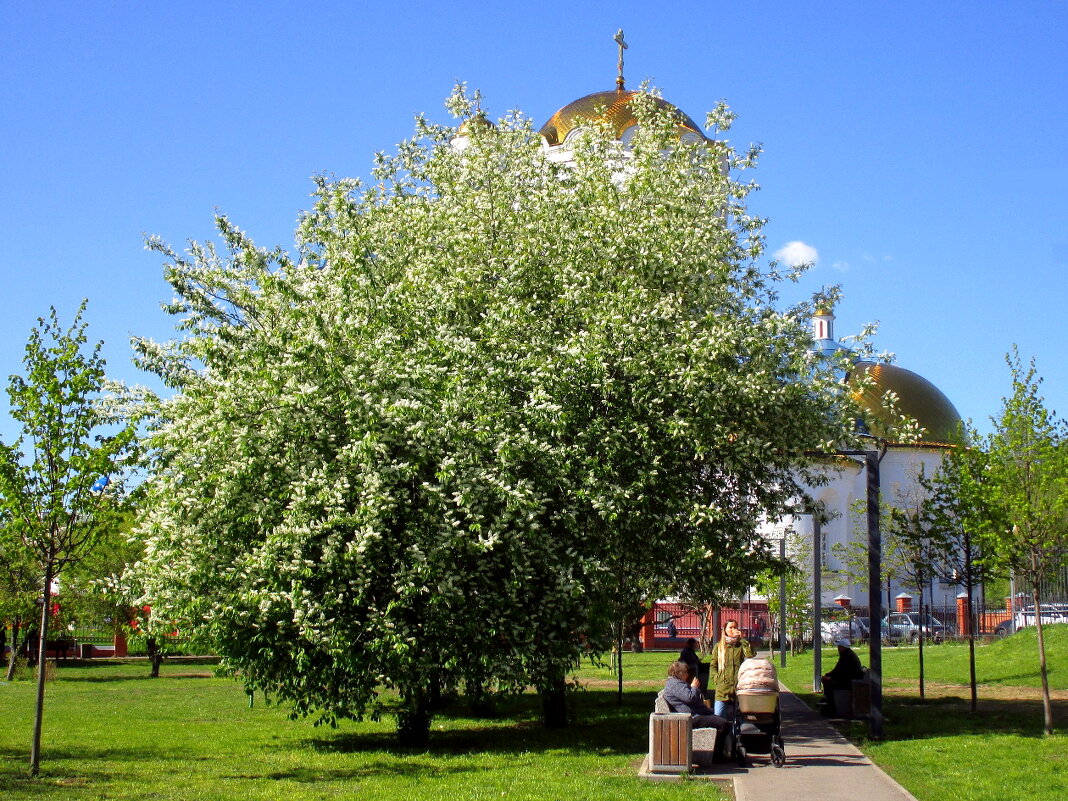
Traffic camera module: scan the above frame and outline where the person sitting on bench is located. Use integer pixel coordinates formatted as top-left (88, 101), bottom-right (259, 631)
top-left (662, 660), bottom-right (730, 760)
top-left (821, 638), bottom-right (864, 715)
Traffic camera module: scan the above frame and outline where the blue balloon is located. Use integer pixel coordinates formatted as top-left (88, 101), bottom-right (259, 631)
top-left (91, 475), bottom-right (110, 492)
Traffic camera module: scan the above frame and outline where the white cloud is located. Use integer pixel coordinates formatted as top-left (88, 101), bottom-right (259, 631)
top-left (774, 240), bottom-right (819, 267)
top-left (861, 252), bottom-right (894, 264)
top-left (831, 260), bottom-right (851, 273)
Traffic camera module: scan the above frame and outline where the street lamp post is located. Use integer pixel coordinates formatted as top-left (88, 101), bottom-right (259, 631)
top-left (779, 533), bottom-right (787, 669)
top-left (863, 450), bottom-right (884, 740)
top-left (812, 509), bottom-right (822, 691)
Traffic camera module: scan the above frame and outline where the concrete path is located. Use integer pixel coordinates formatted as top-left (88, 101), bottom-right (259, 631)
top-left (641, 685), bottom-right (919, 801)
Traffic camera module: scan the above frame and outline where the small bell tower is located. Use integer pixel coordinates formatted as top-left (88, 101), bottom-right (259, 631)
top-left (813, 303), bottom-right (835, 343)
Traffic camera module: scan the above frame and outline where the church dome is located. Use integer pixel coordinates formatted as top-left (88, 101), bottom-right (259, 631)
top-left (849, 361), bottom-right (963, 445)
top-left (538, 89), bottom-right (707, 146)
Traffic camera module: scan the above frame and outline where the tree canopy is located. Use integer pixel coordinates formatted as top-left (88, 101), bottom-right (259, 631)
top-left (132, 88), bottom-right (860, 743)
top-left (981, 350), bottom-right (1068, 733)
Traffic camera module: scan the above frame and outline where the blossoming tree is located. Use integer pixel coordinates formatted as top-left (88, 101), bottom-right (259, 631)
top-left (132, 87), bottom-right (858, 744)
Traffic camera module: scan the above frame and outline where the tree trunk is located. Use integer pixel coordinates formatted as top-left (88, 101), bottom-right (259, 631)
top-left (5, 617), bottom-right (20, 682)
top-left (886, 580), bottom-right (893, 643)
top-left (917, 582), bottom-right (925, 700)
top-left (397, 688), bottom-right (432, 747)
top-left (541, 674), bottom-right (568, 729)
top-left (30, 560), bottom-right (55, 777)
top-left (147, 637), bottom-right (163, 678)
top-left (965, 567), bottom-right (977, 713)
top-left (1032, 570), bottom-right (1054, 735)
top-left (466, 674), bottom-right (495, 717)
top-left (616, 621), bottom-right (625, 707)
top-left (698, 607), bottom-right (710, 654)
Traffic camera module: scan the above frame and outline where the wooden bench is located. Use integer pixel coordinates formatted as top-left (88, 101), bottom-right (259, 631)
top-left (851, 669), bottom-right (872, 717)
top-left (830, 668), bottom-right (872, 718)
top-left (648, 692), bottom-right (719, 773)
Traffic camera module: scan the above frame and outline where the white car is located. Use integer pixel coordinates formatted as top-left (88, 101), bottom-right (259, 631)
top-left (995, 603), bottom-right (1068, 637)
top-left (819, 610), bottom-right (867, 644)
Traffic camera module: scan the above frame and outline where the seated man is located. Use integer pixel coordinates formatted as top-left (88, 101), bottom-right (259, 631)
top-left (662, 660), bottom-right (730, 760)
top-left (821, 637), bottom-right (865, 715)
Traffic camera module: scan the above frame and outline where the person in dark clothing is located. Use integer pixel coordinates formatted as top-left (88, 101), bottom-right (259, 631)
top-left (678, 638), bottom-right (702, 672)
top-left (821, 638), bottom-right (865, 714)
top-left (662, 660), bottom-right (730, 759)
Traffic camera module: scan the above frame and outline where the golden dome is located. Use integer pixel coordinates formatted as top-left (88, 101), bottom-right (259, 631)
top-left (457, 111), bottom-right (495, 137)
top-left (539, 89), bottom-right (707, 146)
top-left (849, 361), bottom-right (963, 445)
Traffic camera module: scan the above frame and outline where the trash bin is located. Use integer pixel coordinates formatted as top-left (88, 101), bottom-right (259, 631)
top-left (80, 643), bottom-right (94, 659)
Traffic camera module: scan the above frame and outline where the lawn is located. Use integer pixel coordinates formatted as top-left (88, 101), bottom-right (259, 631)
top-left (2, 628), bottom-right (1065, 801)
top-left (0, 657), bottom-right (723, 801)
top-left (772, 624), bottom-right (1068, 801)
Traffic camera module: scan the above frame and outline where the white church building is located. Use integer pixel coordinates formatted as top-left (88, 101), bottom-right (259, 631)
top-left (784, 305), bottom-right (963, 611)
top-left (462, 44), bottom-right (966, 627)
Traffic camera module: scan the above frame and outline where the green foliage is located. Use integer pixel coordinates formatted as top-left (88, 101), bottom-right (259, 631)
top-left (0, 303), bottom-right (139, 576)
top-left (980, 350), bottom-right (1068, 732)
top-left (982, 349), bottom-right (1068, 584)
top-left (132, 86), bottom-right (858, 740)
top-left (55, 509), bottom-right (144, 629)
top-left (0, 518), bottom-right (37, 629)
top-left (919, 438), bottom-right (1005, 616)
top-left (0, 302), bottom-right (141, 773)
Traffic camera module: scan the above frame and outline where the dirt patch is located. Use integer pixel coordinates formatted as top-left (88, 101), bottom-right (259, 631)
top-left (882, 678), bottom-right (1068, 701)
top-left (579, 679), bottom-right (663, 690)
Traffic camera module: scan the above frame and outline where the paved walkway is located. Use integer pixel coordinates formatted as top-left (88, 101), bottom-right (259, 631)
top-left (641, 685), bottom-right (919, 801)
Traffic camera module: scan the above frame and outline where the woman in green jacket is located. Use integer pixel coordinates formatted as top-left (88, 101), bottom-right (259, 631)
top-left (714, 619), bottom-right (754, 718)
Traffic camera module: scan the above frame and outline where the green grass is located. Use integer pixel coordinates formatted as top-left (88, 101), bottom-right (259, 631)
top-left (3, 630), bottom-right (1066, 801)
top-left (0, 658), bottom-right (725, 801)
top-left (773, 624), bottom-right (1067, 692)
top-left (771, 624), bottom-right (1068, 801)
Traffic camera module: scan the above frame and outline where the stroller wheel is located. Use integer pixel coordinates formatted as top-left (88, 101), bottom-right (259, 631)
top-left (770, 743), bottom-right (786, 768)
top-left (736, 745), bottom-right (748, 767)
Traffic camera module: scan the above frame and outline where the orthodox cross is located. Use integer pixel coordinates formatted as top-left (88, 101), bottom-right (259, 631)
top-left (614, 29), bottom-right (628, 90)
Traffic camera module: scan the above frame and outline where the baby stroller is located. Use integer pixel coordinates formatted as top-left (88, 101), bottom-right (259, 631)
top-left (731, 657), bottom-right (786, 768)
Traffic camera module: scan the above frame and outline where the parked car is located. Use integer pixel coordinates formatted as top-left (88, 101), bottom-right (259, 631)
top-left (994, 604), bottom-right (1068, 637)
top-left (854, 616), bottom-right (871, 642)
top-left (882, 612), bottom-right (947, 644)
top-left (820, 608), bottom-right (867, 644)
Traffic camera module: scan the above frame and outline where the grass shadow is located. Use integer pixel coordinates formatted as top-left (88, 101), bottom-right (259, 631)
top-left (788, 687), bottom-right (1068, 742)
top-left (49, 659), bottom-right (223, 683)
top-left (222, 759), bottom-right (491, 783)
top-left (305, 688), bottom-right (657, 757)
top-left (0, 743), bottom-right (214, 799)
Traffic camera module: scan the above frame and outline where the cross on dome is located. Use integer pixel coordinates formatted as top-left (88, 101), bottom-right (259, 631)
top-left (614, 29), bottom-right (628, 91)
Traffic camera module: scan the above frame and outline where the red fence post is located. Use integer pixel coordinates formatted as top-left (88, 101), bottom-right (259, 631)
top-left (956, 593), bottom-right (970, 638)
top-left (639, 607), bottom-right (656, 650)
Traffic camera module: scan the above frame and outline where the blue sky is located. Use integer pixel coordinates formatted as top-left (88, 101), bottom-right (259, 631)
top-left (2, 2), bottom-right (1066, 443)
